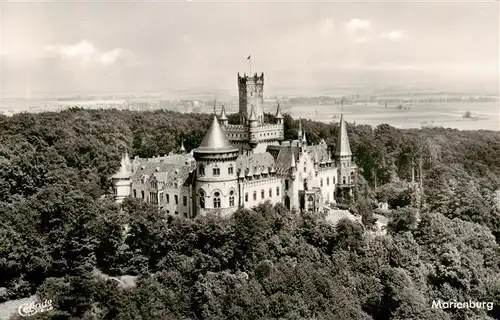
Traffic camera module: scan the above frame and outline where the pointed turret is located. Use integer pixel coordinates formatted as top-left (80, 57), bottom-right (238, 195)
top-left (275, 102), bottom-right (283, 119)
top-left (219, 104), bottom-right (228, 126)
top-left (112, 153), bottom-right (133, 203)
top-left (302, 132), bottom-right (307, 145)
top-left (297, 119), bottom-right (302, 139)
top-left (335, 114), bottom-right (352, 157)
top-left (290, 151), bottom-right (296, 168)
top-left (195, 115), bottom-right (237, 154)
top-left (180, 140), bottom-right (186, 153)
top-left (248, 105), bottom-right (258, 122)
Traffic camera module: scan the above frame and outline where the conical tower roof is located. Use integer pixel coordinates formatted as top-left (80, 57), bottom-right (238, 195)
top-left (219, 105), bottom-right (228, 120)
top-left (248, 105), bottom-right (257, 122)
top-left (195, 115), bottom-right (237, 154)
top-left (112, 154), bottom-right (132, 179)
top-left (335, 114), bottom-right (352, 156)
top-left (275, 103), bottom-right (283, 119)
top-left (180, 140), bottom-right (186, 153)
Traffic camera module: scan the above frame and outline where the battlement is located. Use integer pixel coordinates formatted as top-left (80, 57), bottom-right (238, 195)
top-left (253, 124), bottom-right (283, 132)
top-left (224, 124), bottom-right (247, 133)
top-left (238, 72), bottom-right (264, 85)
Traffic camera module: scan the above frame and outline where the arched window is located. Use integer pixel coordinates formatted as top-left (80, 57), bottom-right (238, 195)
top-left (320, 178), bottom-right (323, 187)
top-left (308, 196), bottom-right (314, 202)
top-left (326, 177), bottom-right (330, 186)
top-left (199, 164), bottom-right (205, 176)
top-left (342, 176), bottom-right (346, 184)
top-left (229, 190), bottom-right (235, 207)
top-left (213, 191), bottom-right (221, 208)
top-left (199, 190), bottom-right (205, 209)
top-left (350, 171), bottom-right (355, 183)
top-left (228, 164), bottom-right (234, 175)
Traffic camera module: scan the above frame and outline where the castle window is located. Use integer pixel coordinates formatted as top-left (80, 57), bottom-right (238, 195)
top-left (304, 179), bottom-right (308, 190)
top-left (183, 196), bottom-right (187, 206)
top-left (141, 190), bottom-right (145, 199)
top-left (326, 177), bottom-right (330, 186)
top-left (199, 190), bottom-right (205, 209)
top-left (261, 189), bottom-right (265, 199)
top-left (276, 187), bottom-right (280, 196)
top-left (229, 190), bottom-right (235, 207)
top-left (213, 167), bottom-right (220, 176)
top-left (213, 192), bottom-right (221, 208)
top-left (166, 194), bottom-right (170, 204)
top-left (199, 165), bottom-right (205, 176)
top-left (269, 188), bottom-right (272, 198)
top-left (175, 195), bottom-right (179, 205)
top-left (320, 178), bottom-right (323, 187)
top-left (228, 165), bottom-right (234, 175)
top-left (343, 176), bottom-right (346, 184)
top-left (285, 180), bottom-right (289, 190)
top-left (245, 192), bottom-right (249, 202)
top-left (253, 191), bottom-right (257, 201)
top-left (150, 192), bottom-right (157, 204)
top-left (167, 210), bottom-right (170, 214)
top-left (175, 211), bottom-right (178, 215)
top-left (133, 189), bottom-right (137, 198)
top-left (333, 176), bottom-right (336, 184)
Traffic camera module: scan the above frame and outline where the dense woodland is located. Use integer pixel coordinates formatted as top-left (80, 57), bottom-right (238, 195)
top-left (1, 108), bottom-right (500, 319)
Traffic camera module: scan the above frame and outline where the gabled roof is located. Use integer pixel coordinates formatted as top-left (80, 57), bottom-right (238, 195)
top-left (195, 115), bottom-right (237, 154)
top-left (335, 114), bottom-right (352, 156)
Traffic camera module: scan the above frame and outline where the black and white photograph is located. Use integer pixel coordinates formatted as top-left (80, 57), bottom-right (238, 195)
top-left (0, 0), bottom-right (499, 319)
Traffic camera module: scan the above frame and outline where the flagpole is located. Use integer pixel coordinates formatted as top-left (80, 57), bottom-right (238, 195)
top-left (249, 56), bottom-right (252, 76)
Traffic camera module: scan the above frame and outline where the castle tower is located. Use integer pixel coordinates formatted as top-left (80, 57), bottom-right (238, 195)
top-left (112, 153), bottom-right (133, 203)
top-left (275, 102), bottom-right (284, 125)
top-left (238, 72), bottom-right (264, 125)
top-left (193, 115), bottom-right (239, 217)
top-left (248, 105), bottom-right (258, 150)
top-left (219, 104), bottom-right (228, 127)
top-left (334, 114), bottom-right (355, 198)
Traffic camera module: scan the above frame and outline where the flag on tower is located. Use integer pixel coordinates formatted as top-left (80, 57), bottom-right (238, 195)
top-left (247, 55), bottom-right (251, 60)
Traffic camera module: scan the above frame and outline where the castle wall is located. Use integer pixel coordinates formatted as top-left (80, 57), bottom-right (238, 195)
top-left (240, 177), bottom-right (282, 209)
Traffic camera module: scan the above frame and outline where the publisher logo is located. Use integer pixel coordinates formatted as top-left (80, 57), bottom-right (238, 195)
top-left (18, 299), bottom-right (54, 317)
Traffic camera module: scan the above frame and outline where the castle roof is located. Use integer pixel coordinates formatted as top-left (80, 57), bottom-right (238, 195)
top-left (131, 161), bottom-right (193, 188)
top-left (236, 152), bottom-right (275, 176)
top-left (195, 115), bottom-right (237, 154)
top-left (268, 145), bottom-right (300, 170)
top-left (335, 114), bottom-right (352, 157)
top-left (219, 105), bottom-right (228, 121)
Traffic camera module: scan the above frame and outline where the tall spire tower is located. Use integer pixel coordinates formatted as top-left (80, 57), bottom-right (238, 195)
top-left (237, 72), bottom-right (264, 125)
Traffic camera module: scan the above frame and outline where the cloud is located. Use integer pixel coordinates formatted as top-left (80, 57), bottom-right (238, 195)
top-left (345, 18), bottom-right (371, 33)
top-left (319, 19), bottom-right (335, 38)
top-left (381, 30), bottom-right (404, 41)
top-left (100, 49), bottom-right (123, 65)
top-left (43, 40), bottom-right (136, 66)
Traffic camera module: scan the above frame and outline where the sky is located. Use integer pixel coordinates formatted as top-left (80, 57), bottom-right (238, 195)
top-left (1, 0), bottom-right (499, 97)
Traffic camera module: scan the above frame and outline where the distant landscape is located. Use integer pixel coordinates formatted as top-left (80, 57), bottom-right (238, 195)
top-left (2, 90), bottom-right (498, 131)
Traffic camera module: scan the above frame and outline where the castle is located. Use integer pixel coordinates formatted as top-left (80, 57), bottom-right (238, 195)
top-left (112, 72), bottom-right (356, 217)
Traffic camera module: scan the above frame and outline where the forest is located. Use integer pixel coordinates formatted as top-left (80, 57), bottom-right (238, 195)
top-left (1, 108), bottom-right (500, 319)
